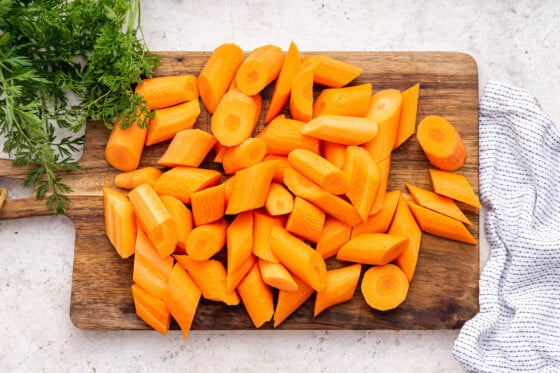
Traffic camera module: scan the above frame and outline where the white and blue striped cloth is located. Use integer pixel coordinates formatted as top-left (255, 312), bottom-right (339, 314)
top-left (452, 81), bottom-right (560, 372)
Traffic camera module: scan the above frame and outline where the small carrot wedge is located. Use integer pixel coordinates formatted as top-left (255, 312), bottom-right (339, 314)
top-left (222, 137), bottom-right (267, 175)
top-left (237, 261), bottom-right (274, 328)
top-left (352, 190), bottom-right (401, 237)
top-left (316, 216), bottom-right (352, 259)
top-left (417, 115), bottom-right (466, 171)
top-left (135, 74), bottom-right (198, 110)
top-left (342, 146), bottom-right (380, 221)
top-left (225, 160), bottom-right (277, 215)
top-left (273, 275), bottom-right (314, 328)
top-left (153, 166), bottom-right (222, 204)
top-left (236, 44), bottom-right (284, 96)
top-left (190, 183), bottom-right (226, 226)
top-left (394, 83), bottom-right (420, 149)
top-left (164, 263), bottom-right (201, 340)
top-left (264, 154), bottom-right (291, 183)
top-left (258, 259), bottom-right (298, 291)
top-left (213, 142), bottom-right (229, 163)
top-left (114, 167), bottom-right (162, 190)
top-left (157, 129), bottom-right (217, 168)
top-left (288, 148), bottom-right (348, 195)
top-left (264, 41), bottom-right (301, 124)
top-left (289, 64), bottom-right (314, 122)
top-left (363, 89), bottom-right (403, 163)
top-left (105, 118), bottom-right (147, 172)
top-left (285, 196), bottom-right (326, 243)
top-left (336, 233), bottom-right (408, 265)
top-left (429, 168), bottom-right (481, 209)
top-left (408, 202), bottom-right (476, 244)
top-left (313, 83), bottom-right (372, 118)
top-left (270, 226), bottom-right (327, 291)
top-left (128, 183), bottom-right (177, 258)
top-left (103, 187), bottom-right (137, 258)
top-left (198, 43), bottom-right (244, 113)
top-left (370, 155), bottom-right (392, 214)
top-left (308, 55), bottom-right (362, 88)
top-left (145, 99), bottom-right (201, 146)
top-left (222, 175), bottom-right (235, 207)
top-left (322, 141), bottom-right (346, 169)
top-left (265, 182), bottom-right (294, 216)
top-left (185, 218), bottom-right (228, 260)
top-left (301, 115), bottom-right (378, 146)
top-left (252, 209), bottom-right (284, 263)
top-left (211, 88), bottom-right (260, 147)
top-left (406, 183), bottom-right (471, 225)
top-left (226, 254), bottom-right (256, 293)
top-left (227, 211), bottom-right (254, 274)
top-left (388, 195), bottom-right (422, 282)
top-left (361, 264), bottom-right (409, 311)
top-left (131, 284), bottom-right (171, 335)
top-left (159, 195), bottom-right (193, 253)
top-left (314, 263), bottom-right (361, 317)
top-left (174, 255), bottom-right (240, 306)
top-left (257, 117), bottom-right (320, 156)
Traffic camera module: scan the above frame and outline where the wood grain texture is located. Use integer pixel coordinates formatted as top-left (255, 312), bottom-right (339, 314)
top-left (0, 51), bottom-right (479, 330)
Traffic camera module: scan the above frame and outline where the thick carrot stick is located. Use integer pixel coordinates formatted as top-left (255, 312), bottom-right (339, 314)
top-left (273, 275), bottom-right (314, 328)
top-left (321, 141), bottom-right (346, 169)
top-left (301, 115), bottom-right (378, 146)
top-left (185, 218), bottom-right (228, 260)
top-left (105, 118), bottom-right (147, 172)
top-left (406, 183), bottom-right (471, 225)
top-left (211, 88), bottom-right (260, 146)
top-left (131, 283), bottom-right (171, 335)
top-left (114, 167), bottom-right (162, 190)
top-left (288, 148), bottom-right (348, 195)
top-left (227, 211), bottom-right (254, 274)
top-left (164, 263), bottom-right (201, 340)
top-left (394, 83), bottom-right (420, 149)
top-left (159, 195), bottom-right (193, 253)
top-left (270, 226), bottom-right (327, 291)
top-left (361, 264), bottom-right (409, 311)
top-left (237, 261), bottom-right (274, 328)
top-left (198, 43), bottom-right (244, 113)
top-left (135, 74), bottom-right (198, 110)
top-left (258, 259), bottom-right (298, 291)
top-left (257, 116), bottom-right (320, 156)
top-left (429, 168), bottom-right (481, 209)
top-left (336, 233), bottom-right (409, 265)
top-left (157, 129), bottom-right (217, 168)
top-left (235, 44), bottom-right (284, 96)
top-left (226, 253), bottom-right (256, 293)
top-left (252, 209), bottom-right (284, 263)
top-left (352, 190), bottom-right (401, 237)
top-left (417, 115), bottom-right (467, 171)
top-left (285, 196), bottom-right (326, 243)
top-left (145, 99), bottom-right (201, 146)
top-left (264, 182), bottom-right (294, 216)
top-left (289, 65), bottom-right (314, 122)
top-left (103, 187), bottom-right (137, 258)
top-left (342, 146), bottom-right (380, 221)
top-left (313, 83), bottom-right (372, 118)
top-left (370, 155), bottom-right (392, 214)
top-left (314, 263), bottom-right (361, 317)
top-left (222, 137), bottom-right (267, 175)
top-left (316, 216), bottom-right (352, 259)
top-left (225, 160), bottom-right (277, 215)
top-left (190, 183), bottom-right (226, 226)
top-left (307, 55), bottom-right (362, 88)
top-left (153, 166), bottom-right (222, 204)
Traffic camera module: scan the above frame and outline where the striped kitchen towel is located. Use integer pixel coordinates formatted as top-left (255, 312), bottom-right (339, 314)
top-left (452, 80), bottom-right (560, 372)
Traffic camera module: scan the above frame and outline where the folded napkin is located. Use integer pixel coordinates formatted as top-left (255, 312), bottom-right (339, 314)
top-left (452, 81), bottom-right (560, 372)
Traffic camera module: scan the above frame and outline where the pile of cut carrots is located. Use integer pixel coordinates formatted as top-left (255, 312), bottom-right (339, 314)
top-left (102, 41), bottom-right (481, 338)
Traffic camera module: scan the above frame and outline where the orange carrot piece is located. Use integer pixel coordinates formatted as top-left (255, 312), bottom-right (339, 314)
top-left (352, 190), bottom-right (401, 237)
top-left (226, 254), bottom-right (256, 293)
top-left (314, 263), bottom-right (361, 317)
top-left (429, 168), bottom-right (481, 209)
top-left (222, 137), bottom-right (267, 175)
top-left (316, 216), bottom-right (352, 259)
top-left (103, 187), bottom-right (137, 258)
top-left (135, 74), bottom-right (198, 110)
top-left (394, 83), bottom-right (420, 149)
top-left (128, 183), bottom-right (177, 258)
top-left (227, 211), bottom-right (254, 274)
top-left (263, 154), bottom-right (290, 183)
top-left (408, 202), bottom-right (476, 244)
top-left (258, 259), bottom-right (298, 291)
top-left (270, 226), bottom-right (327, 291)
top-left (131, 283), bottom-right (171, 335)
top-left (225, 160), bottom-right (277, 215)
top-left (114, 167), bottom-right (162, 190)
top-left (145, 99), bottom-right (201, 146)
top-left (252, 209), bottom-right (284, 263)
top-left (153, 166), bottom-right (222, 204)
top-left (417, 115), bottom-right (467, 171)
top-left (285, 196), bottom-right (325, 243)
top-left (288, 148), bottom-right (348, 195)
top-left (361, 264), bottom-right (409, 311)
top-left (257, 116), bottom-right (320, 156)
top-left (406, 183), bottom-right (471, 225)
top-left (222, 175), bottom-right (235, 207)
top-left (313, 83), bottom-right (372, 118)
top-left (164, 263), bottom-right (201, 340)
top-left (211, 88), bottom-right (260, 147)
top-left (159, 195), bottom-right (193, 253)
top-left (363, 89), bottom-right (403, 163)
top-left (213, 142), bottom-right (229, 163)
top-left (198, 43), bottom-right (244, 113)
top-left (273, 275), bottom-right (314, 328)
top-left (388, 195), bottom-right (422, 282)
top-left (105, 118), bottom-right (147, 172)
top-left (264, 41), bottom-right (301, 124)
top-left (370, 155), bottom-right (392, 214)
top-left (190, 183), bottom-right (226, 226)
top-left (301, 115), bottom-right (378, 146)
top-left (185, 218), bottom-right (228, 260)
top-left (237, 261), bottom-right (274, 328)
top-left (322, 141), bottom-right (346, 169)
top-left (157, 129), bottom-right (217, 168)
top-left (174, 255), bottom-right (240, 306)
top-left (289, 64), bottom-right (313, 122)
top-left (235, 44), bottom-right (284, 96)
top-left (308, 55), bottom-right (362, 88)
top-left (342, 146), bottom-right (380, 221)
top-left (336, 233), bottom-right (409, 265)
top-left (264, 182), bottom-right (294, 216)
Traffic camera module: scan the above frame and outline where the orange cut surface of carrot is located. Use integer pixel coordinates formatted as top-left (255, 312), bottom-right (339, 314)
top-left (321, 141), bottom-right (346, 169)
top-left (288, 148), bottom-right (348, 195)
top-left (352, 190), bottom-right (401, 237)
top-left (157, 129), bottom-right (217, 168)
top-left (316, 216), bottom-right (352, 259)
top-left (225, 160), bottom-right (277, 215)
top-left (394, 83), bottom-right (420, 149)
top-left (136, 74), bottom-right (198, 110)
top-left (264, 182), bottom-right (294, 216)
top-left (257, 117), bottom-right (320, 156)
top-left (105, 118), bottom-right (147, 172)
top-left (370, 155), bottom-right (392, 214)
top-left (131, 284), bottom-right (171, 336)
top-left (226, 254), bottom-right (256, 294)
top-left (429, 168), bottom-right (482, 209)
top-left (314, 263), bottom-right (361, 317)
top-left (289, 65), bottom-right (314, 122)
top-left (164, 263), bottom-right (201, 340)
top-left (236, 44), bottom-right (285, 96)
top-left (273, 275), bottom-right (314, 328)
top-left (222, 137), bottom-right (267, 175)
top-left (103, 187), bottom-right (137, 258)
top-left (417, 115), bottom-right (467, 171)
top-left (313, 83), bottom-right (372, 118)
top-left (337, 233), bottom-right (408, 265)
top-left (227, 211), bottom-right (254, 274)
top-left (285, 196), bottom-right (326, 244)
top-left (159, 195), bottom-right (193, 252)
top-left (185, 218), bottom-right (228, 260)
top-left (190, 183), bottom-right (226, 226)
top-left (361, 264), bottom-right (409, 311)
top-left (145, 99), bottom-right (201, 146)
top-left (406, 183), bottom-right (471, 225)
top-left (308, 55), bottom-right (362, 88)
top-left (301, 115), bottom-right (378, 146)
top-left (114, 167), bottom-right (162, 190)
top-left (153, 167), bottom-right (222, 204)
top-left (237, 261), bottom-right (274, 328)
top-left (258, 259), bottom-right (298, 291)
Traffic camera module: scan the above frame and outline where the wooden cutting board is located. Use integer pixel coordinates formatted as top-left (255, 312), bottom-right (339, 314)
top-left (0, 51), bottom-right (479, 330)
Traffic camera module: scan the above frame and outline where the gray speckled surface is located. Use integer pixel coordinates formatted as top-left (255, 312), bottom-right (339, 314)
top-left (1, 1), bottom-right (559, 371)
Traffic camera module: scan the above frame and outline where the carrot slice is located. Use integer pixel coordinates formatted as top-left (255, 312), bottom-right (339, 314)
top-left (257, 116), bottom-right (320, 156)
top-left (185, 218), bottom-right (228, 260)
top-left (105, 118), bottom-right (147, 172)
top-left (342, 146), bottom-right (380, 221)
top-left (288, 148), bottom-right (348, 195)
top-left (264, 182), bottom-right (294, 216)
top-left (157, 129), bottom-right (217, 168)
top-left (133, 227), bottom-right (173, 299)
top-left (429, 168), bottom-right (481, 209)
top-left (394, 83), bottom-right (420, 149)
top-left (314, 263), bottom-right (361, 317)
top-left (153, 166), bottom-right (222, 204)
top-left (226, 254), bottom-right (256, 293)
top-left (190, 183), bottom-right (226, 226)
top-left (321, 141), bottom-right (346, 169)
top-left (313, 83), bottom-right (372, 118)
top-left (227, 211), bottom-right (254, 274)
top-left (222, 137), bottom-right (267, 175)
top-left (336, 233), bottom-right (408, 265)
top-left (258, 259), bottom-right (298, 291)
top-left (252, 209), bottom-right (284, 263)
top-left (131, 284), bottom-right (171, 335)
top-left (135, 74), bottom-right (198, 110)
top-left (406, 183), bottom-right (471, 225)
top-left (145, 99), bottom-right (201, 146)
top-left (352, 190), bottom-right (401, 237)
top-left (225, 160), bottom-right (277, 215)
top-left (316, 216), bottom-right (352, 259)
top-left (237, 261), bottom-right (274, 328)
top-left (308, 55), bottom-right (362, 88)
top-left (164, 263), bottom-right (201, 340)
top-left (264, 154), bottom-right (291, 183)
top-left (370, 155), bottom-right (392, 214)
top-left (159, 195), bottom-right (193, 252)
top-left (273, 275), bottom-right (314, 328)
top-left (417, 115), bottom-right (467, 171)
top-left (235, 44), bottom-right (284, 96)
top-left (301, 115), bottom-right (378, 146)
top-left (103, 187), bottom-right (137, 258)
top-left (361, 264), bottom-right (409, 311)
top-left (285, 196), bottom-right (326, 244)
top-left (289, 64), bottom-right (313, 122)
top-left (114, 167), bottom-right (162, 190)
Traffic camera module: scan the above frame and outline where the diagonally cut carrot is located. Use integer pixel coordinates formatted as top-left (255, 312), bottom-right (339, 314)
top-left (352, 190), bottom-right (401, 237)
top-left (289, 64), bottom-right (314, 122)
top-left (313, 83), bottom-right (372, 118)
top-left (145, 99), bottom-right (201, 146)
top-left (185, 218), bottom-right (228, 260)
top-left (285, 196), bottom-right (326, 244)
top-left (164, 263), bottom-right (201, 340)
top-left (314, 263), bottom-right (361, 317)
top-left (394, 83), bottom-right (420, 149)
top-left (307, 55), bottom-right (362, 88)
top-left (337, 233), bottom-right (409, 265)
top-left (257, 116), bottom-right (320, 156)
top-left (235, 44), bottom-right (284, 96)
top-left (321, 141), bottom-right (346, 169)
top-left (264, 182), bottom-right (294, 216)
top-left (157, 129), bottom-right (217, 168)
top-left (135, 74), bottom-right (198, 110)
top-left (103, 187), bottom-right (137, 258)
top-left (288, 148), bottom-right (348, 195)
top-left (417, 115), bottom-right (467, 171)
top-left (225, 160), bottom-right (277, 215)
top-left (222, 137), bottom-right (267, 175)
top-left (273, 274), bottom-right (314, 328)
top-left (190, 183), bottom-right (226, 226)
top-left (370, 155), bottom-right (392, 214)
top-left (342, 145), bottom-right (380, 221)
top-left (227, 211), bottom-right (254, 274)
top-left (301, 115), bottom-right (378, 146)
top-left (406, 183), bottom-right (471, 225)
top-left (153, 166), bottom-right (222, 204)
top-left (237, 261), bottom-right (274, 328)
top-left (159, 195), bottom-right (193, 253)
top-left (429, 168), bottom-right (481, 209)
top-left (252, 209), bottom-right (284, 263)
top-left (316, 216), bottom-right (352, 259)
top-left (131, 283), bottom-right (171, 336)
top-left (258, 259), bottom-right (298, 291)
top-left (226, 254), bottom-right (256, 294)
top-left (114, 167), bottom-right (162, 190)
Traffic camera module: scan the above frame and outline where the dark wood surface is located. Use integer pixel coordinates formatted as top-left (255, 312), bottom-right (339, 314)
top-left (0, 51), bottom-right (479, 330)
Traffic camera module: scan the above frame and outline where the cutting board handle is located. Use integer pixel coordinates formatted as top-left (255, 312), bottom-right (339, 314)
top-left (0, 197), bottom-right (56, 220)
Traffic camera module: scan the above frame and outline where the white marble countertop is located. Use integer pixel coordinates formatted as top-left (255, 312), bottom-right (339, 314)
top-left (1, 1), bottom-right (559, 371)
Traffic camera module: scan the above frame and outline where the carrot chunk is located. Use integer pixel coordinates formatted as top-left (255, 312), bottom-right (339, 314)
top-left (237, 261), bottom-right (274, 328)
top-left (417, 115), bottom-right (467, 171)
top-left (314, 263), bottom-right (361, 317)
top-left (185, 218), bottom-right (228, 260)
top-left (222, 137), bottom-right (267, 175)
top-left (227, 211), bottom-right (254, 274)
top-left (164, 263), bottom-right (201, 340)
top-left (257, 117), bottom-right (320, 156)
top-left (235, 44), bottom-right (284, 96)
top-left (114, 167), bottom-right (162, 190)
top-left (190, 183), bottom-right (226, 226)
top-left (408, 202), bottom-right (476, 244)
top-left (157, 129), bottom-right (217, 168)
top-left (394, 83), bottom-right (420, 149)
top-left (258, 259), bottom-right (298, 291)
top-left (316, 216), bottom-right (352, 259)
top-left (301, 115), bottom-right (378, 146)
top-left (131, 284), bottom-right (171, 336)
top-left (406, 183), bottom-right (471, 225)
top-left (135, 74), bottom-right (198, 110)
top-left (225, 160), bottom-right (277, 215)
top-left (370, 155), bottom-right (392, 214)
top-left (264, 182), bottom-right (294, 216)
top-left (308, 55), bottom-right (362, 88)
top-left (352, 190), bottom-right (401, 237)
top-left (153, 166), bottom-right (222, 204)
top-left (252, 209), bottom-right (284, 263)
top-left (273, 275), bottom-right (314, 328)
top-left (105, 118), bottom-right (147, 172)
top-left (103, 187), bottom-right (137, 258)
top-left (145, 99), bottom-right (201, 146)
top-left (361, 264), bottom-right (409, 311)
top-left (289, 64), bottom-right (314, 122)
top-left (288, 148), bottom-right (348, 195)
top-left (429, 168), bottom-right (482, 209)
top-left (285, 196), bottom-right (325, 244)
top-left (159, 195), bottom-right (193, 253)
top-left (313, 83), bottom-right (372, 118)
top-left (321, 141), bottom-right (346, 169)
top-left (336, 233), bottom-right (409, 265)
top-left (226, 254), bottom-right (256, 293)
